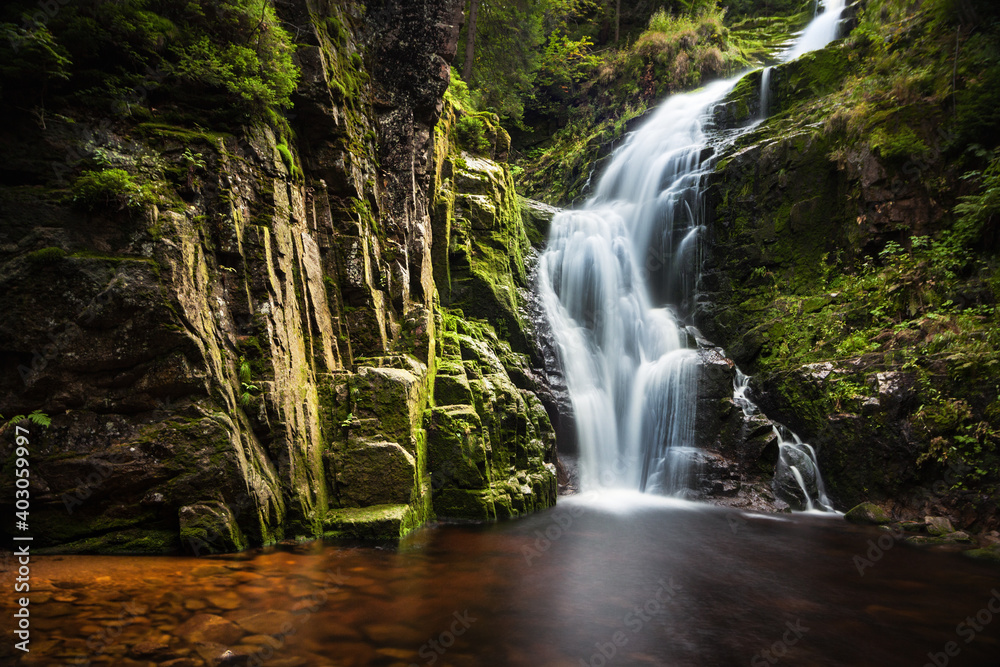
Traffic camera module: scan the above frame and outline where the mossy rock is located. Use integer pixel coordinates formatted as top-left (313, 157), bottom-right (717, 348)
top-left (425, 405), bottom-right (490, 490)
top-left (844, 502), bottom-right (891, 525)
top-left (38, 529), bottom-right (179, 555)
top-left (962, 546), bottom-right (1000, 564)
top-left (322, 504), bottom-right (414, 540)
top-left (433, 488), bottom-right (496, 522)
top-left (336, 439), bottom-right (417, 507)
top-left (179, 501), bottom-right (249, 555)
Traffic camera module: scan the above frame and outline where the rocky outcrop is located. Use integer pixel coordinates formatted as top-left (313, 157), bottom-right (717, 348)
top-left (0, 0), bottom-right (556, 553)
top-left (698, 3), bottom-right (1000, 534)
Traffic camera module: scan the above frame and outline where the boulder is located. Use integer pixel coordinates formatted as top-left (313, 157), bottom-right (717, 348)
top-left (845, 502), bottom-right (892, 525)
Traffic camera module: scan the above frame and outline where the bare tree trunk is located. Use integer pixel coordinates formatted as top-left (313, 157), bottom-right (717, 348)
top-left (463, 0), bottom-right (480, 83)
top-left (614, 0), bottom-right (620, 43)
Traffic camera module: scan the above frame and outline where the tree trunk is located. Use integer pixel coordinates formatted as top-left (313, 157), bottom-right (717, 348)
top-left (614, 0), bottom-right (620, 43)
top-left (463, 0), bottom-right (479, 83)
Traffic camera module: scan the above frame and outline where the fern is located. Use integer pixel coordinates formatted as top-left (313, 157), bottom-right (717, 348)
top-left (6, 410), bottom-right (51, 427)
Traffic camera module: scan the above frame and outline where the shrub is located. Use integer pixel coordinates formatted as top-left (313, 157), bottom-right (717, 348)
top-left (456, 114), bottom-right (491, 154)
top-left (72, 169), bottom-right (153, 211)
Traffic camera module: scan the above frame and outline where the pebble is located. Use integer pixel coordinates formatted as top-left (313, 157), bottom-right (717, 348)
top-left (175, 613), bottom-right (245, 645)
top-left (206, 592), bottom-right (243, 610)
top-left (233, 609), bottom-right (297, 635)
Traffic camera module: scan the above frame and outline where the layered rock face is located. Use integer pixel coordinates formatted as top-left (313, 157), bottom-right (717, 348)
top-left (0, 0), bottom-right (555, 553)
top-left (697, 2), bottom-right (1000, 532)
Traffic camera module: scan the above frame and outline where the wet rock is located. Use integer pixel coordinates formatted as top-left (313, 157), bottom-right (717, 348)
top-left (242, 634), bottom-right (284, 649)
top-left (206, 592), bottom-right (242, 611)
top-left (160, 659), bottom-right (198, 667)
top-left (129, 639), bottom-right (174, 659)
top-left (905, 535), bottom-right (955, 546)
top-left (925, 516), bottom-right (956, 536)
top-left (175, 613), bottom-right (244, 645)
top-left (845, 502), bottom-right (892, 525)
top-left (232, 610), bottom-right (297, 636)
top-left (944, 531), bottom-right (974, 543)
top-left (772, 446), bottom-right (820, 511)
top-left (873, 371), bottom-right (915, 417)
top-left (178, 502), bottom-right (249, 556)
top-left (896, 520), bottom-right (925, 533)
top-left (363, 622), bottom-right (427, 646)
top-left (335, 438), bottom-right (417, 506)
top-left (194, 642), bottom-right (241, 666)
top-left (962, 545), bottom-right (1000, 563)
top-left (520, 199), bottom-right (561, 248)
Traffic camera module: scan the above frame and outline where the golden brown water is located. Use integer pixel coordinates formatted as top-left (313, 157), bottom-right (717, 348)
top-left (2, 495), bottom-right (999, 666)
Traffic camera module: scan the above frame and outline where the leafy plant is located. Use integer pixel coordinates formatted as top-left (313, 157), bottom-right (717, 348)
top-left (237, 356), bottom-right (259, 407)
top-left (456, 114), bottom-right (491, 154)
top-left (72, 169), bottom-right (154, 212)
top-left (3, 410), bottom-right (52, 427)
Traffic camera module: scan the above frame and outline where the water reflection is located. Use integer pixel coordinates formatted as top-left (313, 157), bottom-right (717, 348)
top-left (2, 500), bottom-right (998, 666)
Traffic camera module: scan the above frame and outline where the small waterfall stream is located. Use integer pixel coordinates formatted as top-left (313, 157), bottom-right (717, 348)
top-left (538, 0), bottom-right (846, 499)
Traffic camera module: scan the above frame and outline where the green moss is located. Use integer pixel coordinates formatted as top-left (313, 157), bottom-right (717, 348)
top-left (26, 247), bottom-right (67, 264)
top-left (37, 529), bottom-right (179, 555)
top-left (72, 169), bottom-right (155, 212)
top-left (322, 503), bottom-right (414, 540)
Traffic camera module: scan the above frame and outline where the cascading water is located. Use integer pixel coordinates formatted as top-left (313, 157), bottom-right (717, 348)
top-left (537, 0), bottom-right (847, 498)
top-left (733, 371), bottom-right (835, 511)
top-left (759, 67), bottom-right (772, 118)
top-left (785, 0), bottom-right (848, 61)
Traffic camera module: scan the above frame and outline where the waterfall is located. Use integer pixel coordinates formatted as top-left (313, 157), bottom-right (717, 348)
top-left (759, 67), bottom-right (772, 118)
top-left (784, 0), bottom-right (847, 61)
top-left (732, 371), bottom-right (835, 512)
top-left (538, 1), bottom-right (847, 496)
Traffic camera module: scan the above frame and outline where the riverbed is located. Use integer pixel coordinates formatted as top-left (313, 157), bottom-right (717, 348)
top-left (3, 492), bottom-right (998, 666)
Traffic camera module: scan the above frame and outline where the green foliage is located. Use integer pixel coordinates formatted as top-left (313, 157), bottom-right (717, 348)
top-left (237, 356), bottom-right (259, 407)
top-left (460, 0), bottom-right (544, 123)
top-left (5, 410), bottom-right (52, 427)
top-left (72, 169), bottom-right (154, 211)
top-left (869, 125), bottom-right (929, 163)
top-left (26, 247), bottom-right (67, 264)
top-left (0, 0), bottom-right (299, 124)
top-left (456, 115), bottom-right (491, 154)
top-left (238, 356), bottom-right (252, 383)
top-left (0, 22), bottom-right (72, 89)
top-left (275, 141), bottom-right (303, 180)
top-left (535, 30), bottom-right (597, 98)
top-left (953, 153), bottom-right (1000, 249)
top-left (167, 0), bottom-right (298, 117)
top-left (444, 67), bottom-right (474, 111)
top-left (518, 1), bottom-right (790, 202)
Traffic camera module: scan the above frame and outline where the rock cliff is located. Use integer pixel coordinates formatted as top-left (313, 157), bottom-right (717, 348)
top-left (0, 0), bottom-right (556, 553)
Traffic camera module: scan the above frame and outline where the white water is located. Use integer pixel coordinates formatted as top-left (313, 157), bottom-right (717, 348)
top-left (759, 66), bottom-right (773, 118)
top-left (538, 2), bottom-right (846, 496)
top-left (732, 371), bottom-right (835, 511)
top-left (784, 0), bottom-right (847, 61)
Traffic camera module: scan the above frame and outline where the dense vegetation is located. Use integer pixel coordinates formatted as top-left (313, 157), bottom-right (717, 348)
top-left (453, 0), bottom-right (816, 202)
top-left (1, 0), bottom-right (299, 127)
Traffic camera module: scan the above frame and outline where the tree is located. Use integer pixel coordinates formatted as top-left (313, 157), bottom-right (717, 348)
top-left (615, 0), bottom-right (621, 43)
top-left (463, 0), bottom-right (479, 83)
top-left (457, 0), bottom-right (544, 123)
